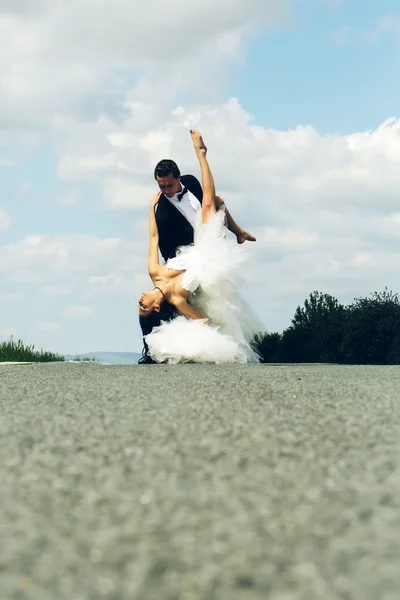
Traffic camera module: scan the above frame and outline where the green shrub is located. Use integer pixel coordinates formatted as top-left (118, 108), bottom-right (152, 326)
top-left (0, 337), bottom-right (64, 363)
top-left (341, 288), bottom-right (400, 364)
top-left (278, 291), bottom-right (346, 363)
top-left (252, 332), bottom-right (281, 363)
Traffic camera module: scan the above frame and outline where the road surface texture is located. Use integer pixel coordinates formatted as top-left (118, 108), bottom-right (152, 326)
top-left (0, 363), bottom-right (399, 600)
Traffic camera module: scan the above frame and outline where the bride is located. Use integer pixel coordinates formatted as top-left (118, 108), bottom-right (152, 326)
top-left (138, 129), bottom-right (262, 364)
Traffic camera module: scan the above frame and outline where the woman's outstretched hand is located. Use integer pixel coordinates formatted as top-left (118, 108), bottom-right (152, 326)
top-left (190, 129), bottom-right (207, 155)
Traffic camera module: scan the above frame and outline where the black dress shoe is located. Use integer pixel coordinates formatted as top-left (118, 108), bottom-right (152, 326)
top-left (138, 353), bottom-right (157, 364)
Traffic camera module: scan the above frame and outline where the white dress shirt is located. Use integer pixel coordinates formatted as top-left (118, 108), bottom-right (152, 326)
top-left (165, 185), bottom-right (201, 229)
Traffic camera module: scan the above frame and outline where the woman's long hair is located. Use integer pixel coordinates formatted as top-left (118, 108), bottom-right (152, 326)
top-left (139, 302), bottom-right (179, 357)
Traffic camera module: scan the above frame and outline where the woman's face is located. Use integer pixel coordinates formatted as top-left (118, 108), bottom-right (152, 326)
top-left (138, 290), bottom-right (159, 316)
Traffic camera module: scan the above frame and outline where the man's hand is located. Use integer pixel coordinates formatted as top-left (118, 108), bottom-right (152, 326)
top-left (174, 298), bottom-right (207, 320)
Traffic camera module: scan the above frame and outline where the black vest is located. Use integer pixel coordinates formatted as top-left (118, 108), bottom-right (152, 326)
top-left (155, 174), bottom-right (203, 261)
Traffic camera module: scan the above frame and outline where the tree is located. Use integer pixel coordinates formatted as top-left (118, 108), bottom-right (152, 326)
top-left (341, 288), bottom-right (400, 364)
top-left (252, 332), bottom-right (281, 363)
top-left (387, 332), bottom-right (400, 365)
top-left (278, 291), bottom-right (345, 363)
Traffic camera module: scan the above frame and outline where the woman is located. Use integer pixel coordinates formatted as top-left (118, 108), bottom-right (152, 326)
top-left (138, 130), bottom-right (262, 363)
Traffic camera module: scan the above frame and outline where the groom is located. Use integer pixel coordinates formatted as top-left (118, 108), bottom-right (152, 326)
top-left (138, 158), bottom-right (255, 364)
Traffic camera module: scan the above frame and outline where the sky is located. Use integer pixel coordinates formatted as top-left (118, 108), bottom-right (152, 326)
top-left (1, 0), bottom-right (400, 355)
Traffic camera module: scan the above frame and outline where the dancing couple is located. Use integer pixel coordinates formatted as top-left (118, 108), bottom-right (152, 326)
top-left (138, 130), bottom-right (262, 364)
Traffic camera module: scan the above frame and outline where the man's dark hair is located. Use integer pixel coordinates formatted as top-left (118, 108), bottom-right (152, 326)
top-left (154, 159), bottom-right (181, 180)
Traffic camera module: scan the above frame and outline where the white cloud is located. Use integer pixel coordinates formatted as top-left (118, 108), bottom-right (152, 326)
top-left (57, 192), bottom-right (79, 206)
top-left (0, 209), bottom-right (11, 230)
top-left (1, 0), bottom-right (289, 61)
top-left (0, 235), bottom-right (125, 284)
top-left (38, 322), bottom-right (62, 332)
top-left (331, 26), bottom-right (350, 45)
top-left (0, 1), bottom-right (53, 15)
top-left (0, 157), bottom-right (14, 166)
top-left (0, 292), bottom-right (22, 301)
top-left (377, 15), bottom-right (400, 34)
top-left (4, 102), bottom-right (400, 337)
top-left (0, 0), bottom-right (291, 131)
top-left (0, 328), bottom-right (14, 338)
top-left (102, 180), bottom-right (154, 211)
top-left (64, 306), bottom-right (94, 317)
top-left (260, 228), bottom-right (317, 251)
top-left (88, 273), bottom-right (148, 296)
top-left (42, 285), bottom-right (71, 296)
top-left (0, 232), bottom-right (147, 316)
top-left (54, 101), bottom-right (400, 228)
top-left (363, 15), bottom-right (400, 45)
top-left (19, 181), bottom-right (33, 194)
top-left (326, 0), bottom-right (343, 8)
top-left (1, 1), bottom-right (400, 352)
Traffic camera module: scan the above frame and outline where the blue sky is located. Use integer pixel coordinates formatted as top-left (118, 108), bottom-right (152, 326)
top-left (1, 0), bottom-right (400, 355)
top-left (232, 0), bottom-right (400, 133)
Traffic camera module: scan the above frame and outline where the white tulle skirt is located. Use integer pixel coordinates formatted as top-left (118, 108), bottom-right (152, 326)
top-left (145, 209), bottom-right (263, 364)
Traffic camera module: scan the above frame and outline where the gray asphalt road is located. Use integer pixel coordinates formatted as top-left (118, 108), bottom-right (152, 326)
top-left (0, 363), bottom-right (399, 600)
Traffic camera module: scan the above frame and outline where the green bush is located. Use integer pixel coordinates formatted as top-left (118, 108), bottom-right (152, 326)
top-left (341, 288), bottom-right (400, 364)
top-left (0, 337), bottom-right (64, 363)
top-left (387, 332), bottom-right (400, 365)
top-left (257, 288), bottom-right (400, 365)
top-left (252, 332), bottom-right (281, 363)
top-left (278, 291), bottom-right (346, 363)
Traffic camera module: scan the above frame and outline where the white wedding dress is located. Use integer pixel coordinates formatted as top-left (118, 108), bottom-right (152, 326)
top-left (145, 209), bottom-right (263, 364)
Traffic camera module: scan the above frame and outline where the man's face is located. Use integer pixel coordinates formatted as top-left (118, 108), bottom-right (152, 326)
top-left (156, 174), bottom-right (181, 198)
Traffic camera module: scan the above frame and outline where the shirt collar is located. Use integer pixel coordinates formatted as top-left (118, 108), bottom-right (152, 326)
top-left (167, 184), bottom-right (187, 202)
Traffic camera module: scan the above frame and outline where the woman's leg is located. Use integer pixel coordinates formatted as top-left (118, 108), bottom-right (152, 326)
top-left (190, 129), bottom-right (216, 223)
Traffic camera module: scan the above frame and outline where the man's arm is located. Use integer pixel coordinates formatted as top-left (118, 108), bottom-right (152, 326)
top-left (215, 196), bottom-right (256, 243)
top-left (148, 192), bottom-right (162, 276)
top-left (174, 298), bottom-right (207, 320)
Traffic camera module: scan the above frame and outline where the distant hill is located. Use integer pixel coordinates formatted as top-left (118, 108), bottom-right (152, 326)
top-left (67, 351), bottom-right (142, 365)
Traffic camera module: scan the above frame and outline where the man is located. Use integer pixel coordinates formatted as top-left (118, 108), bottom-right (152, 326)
top-left (138, 158), bottom-right (256, 363)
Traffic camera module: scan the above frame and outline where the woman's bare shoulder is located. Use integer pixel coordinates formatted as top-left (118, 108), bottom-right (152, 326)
top-left (150, 263), bottom-right (169, 277)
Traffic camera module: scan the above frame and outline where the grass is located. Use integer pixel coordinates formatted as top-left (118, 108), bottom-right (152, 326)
top-left (0, 337), bottom-right (64, 363)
